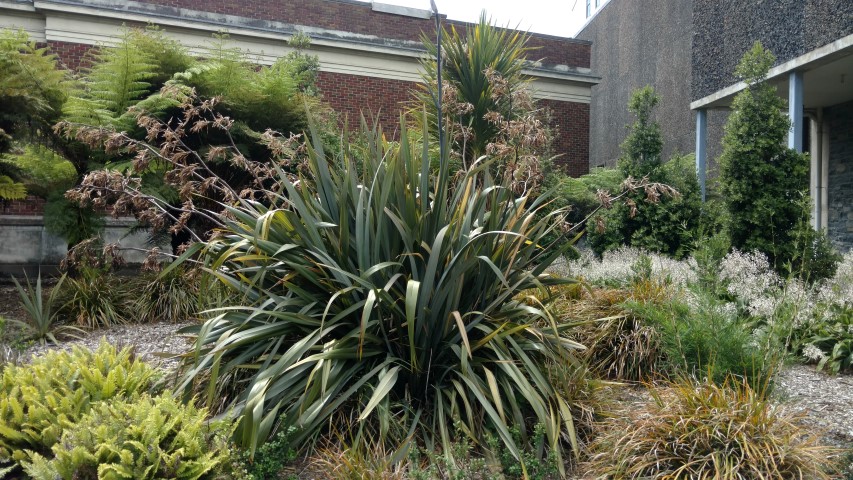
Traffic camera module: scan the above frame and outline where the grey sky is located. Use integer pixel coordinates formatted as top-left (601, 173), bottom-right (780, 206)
top-left (364, 0), bottom-right (589, 38)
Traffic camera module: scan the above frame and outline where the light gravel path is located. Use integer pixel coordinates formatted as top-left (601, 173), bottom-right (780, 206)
top-left (24, 320), bottom-right (197, 371)
top-left (775, 364), bottom-right (853, 445)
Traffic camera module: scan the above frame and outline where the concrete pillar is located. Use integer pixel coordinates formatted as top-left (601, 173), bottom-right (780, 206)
top-left (788, 71), bottom-right (804, 152)
top-left (695, 108), bottom-right (707, 201)
top-left (809, 112), bottom-right (822, 229)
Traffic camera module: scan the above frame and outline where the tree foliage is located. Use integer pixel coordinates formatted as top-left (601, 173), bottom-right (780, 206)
top-left (718, 42), bottom-right (809, 269)
top-left (0, 29), bottom-right (68, 153)
top-left (0, 29), bottom-right (69, 199)
top-left (0, 25), bottom-right (323, 246)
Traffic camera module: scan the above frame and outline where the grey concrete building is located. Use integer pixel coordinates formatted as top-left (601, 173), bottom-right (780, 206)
top-left (578, 0), bottom-right (853, 250)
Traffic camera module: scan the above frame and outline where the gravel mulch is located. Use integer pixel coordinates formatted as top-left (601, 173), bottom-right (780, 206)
top-left (775, 364), bottom-right (853, 446)
top-left (23, 320), bottom-right (197, 371)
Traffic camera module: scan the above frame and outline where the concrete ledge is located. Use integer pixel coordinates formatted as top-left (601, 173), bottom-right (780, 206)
top-left (371, 2), bottom-right (431, 20)
top-left (0, 214), bottom-right (151, 267)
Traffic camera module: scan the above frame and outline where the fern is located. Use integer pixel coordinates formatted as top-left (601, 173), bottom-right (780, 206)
top-left (0, 29), bottom-right (67, 119)
top-left (1, 144), bottom-right (76, 197)
top-left (63, 29), bottom-right (157, 127)
top-left (0, 175), bottom-right (25, 200)
top-left (0, 342), bottom-right (159, 465)
top-left (22, 394), bottom-right (232, 480)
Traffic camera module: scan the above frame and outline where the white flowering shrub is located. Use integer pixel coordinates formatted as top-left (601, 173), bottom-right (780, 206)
top-left (797, 251), bottom-right (853, 373)
top-left (555, 246), bottom-right (696, 288)
top-left (553, 246), bottom-right (853, 375)
top-left (710, 249), bottom-right (853, 372)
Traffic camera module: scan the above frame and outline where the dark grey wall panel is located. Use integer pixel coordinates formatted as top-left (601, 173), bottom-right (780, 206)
top-left (692, 0), bottom-right (853, 100)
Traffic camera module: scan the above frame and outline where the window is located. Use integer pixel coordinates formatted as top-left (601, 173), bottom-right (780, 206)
top-left (586, 0), bottom-right (591, 17)
top-left (595, 0), bottom-right (600, 6)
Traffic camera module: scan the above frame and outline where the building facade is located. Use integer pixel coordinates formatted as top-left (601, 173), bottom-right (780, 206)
top-left (0, 0), bottom-right (598, 272)
top-left (0, 0), bottom-right (597, 176)
top-left (579, 0), bottom-right (853, 250)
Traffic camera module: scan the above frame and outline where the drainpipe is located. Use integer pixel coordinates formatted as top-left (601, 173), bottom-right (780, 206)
top-left (821, 118), bottom-right (829, 230)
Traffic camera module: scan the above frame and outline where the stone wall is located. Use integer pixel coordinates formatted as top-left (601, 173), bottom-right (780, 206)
top-left (577, 0), bottom-right (695, 167)
top-left (692, 0), bottom-right (853, 101)
top-left (826, 100), bottom-right (853, 251)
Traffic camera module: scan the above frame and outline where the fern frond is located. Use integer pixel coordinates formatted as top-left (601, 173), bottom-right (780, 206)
top-left (63, 29), bottom-right (157, 126)
top-left (1, 144), bottom-right (77, 197)
top-left (0, 175), bottom-right (26, 200)
top-left (0, 29), bottom-right (68, 115)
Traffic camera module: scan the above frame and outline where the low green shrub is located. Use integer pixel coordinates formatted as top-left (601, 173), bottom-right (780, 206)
top-left (543, 166), bottom-right (621, 226)
top-left (489, 424), bottom-right (559, 480)
top-left (802, 304), bottom-right (853, 374)
top-left (234, 427), bottom-right (297, 480)
top-left (790, 215), bottom-right (842, 284)
top-left (584, 375), bottom-right (838, 479)
top-left (23, 393), bottom-right (231, 480)
top-left (642, 290), bottom-right (768, 387)
top-left (0, 343), bottom-right (158, 468)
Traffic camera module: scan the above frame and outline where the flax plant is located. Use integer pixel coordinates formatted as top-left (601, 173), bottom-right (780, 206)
top-left (175, 118), bottom-right (584, 476)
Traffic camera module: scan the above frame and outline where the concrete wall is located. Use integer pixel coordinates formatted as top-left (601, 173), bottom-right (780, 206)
top-left (826, 101), bottom-right (853, 251)
top-left (0, 215), bottom-right (151, 275)
top-left (577, 0), bottom-right (695, 167)
top-left (692, 0), bottom-right (853, 101)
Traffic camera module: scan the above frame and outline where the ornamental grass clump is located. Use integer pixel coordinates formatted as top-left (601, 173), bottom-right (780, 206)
top-left (584, 375), bottom-right (839, 479)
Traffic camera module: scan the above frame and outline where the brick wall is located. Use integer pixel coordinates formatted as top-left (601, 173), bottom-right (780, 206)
top-left (316, 71), bottom-right (416, 134)
top-left (46, 40), bottom-right (91, 70)
top-left (135, 0), bottom-right (589, 68)
top-left (1, 196), bottom-right (46, 215)
top-left (542, 100), bottom-right (590, 177)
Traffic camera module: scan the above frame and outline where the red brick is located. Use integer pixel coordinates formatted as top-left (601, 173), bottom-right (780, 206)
top-left (135, 0), bottom-right (589, 68)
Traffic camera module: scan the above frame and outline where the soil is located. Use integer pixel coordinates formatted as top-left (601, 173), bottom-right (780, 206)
top-left (0, 284), bottom-right (27, 323)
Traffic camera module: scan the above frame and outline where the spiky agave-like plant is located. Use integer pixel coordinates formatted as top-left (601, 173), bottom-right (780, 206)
top-left (170, 115), bottom-right (583, 476)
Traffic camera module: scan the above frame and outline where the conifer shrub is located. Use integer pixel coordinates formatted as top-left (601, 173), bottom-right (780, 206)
top-left (0, 343), bottom-right (158, 469)
top-left (718, 42), bottom-right (810, 272)
top-left (22, 394), bottom-right (231, 480)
